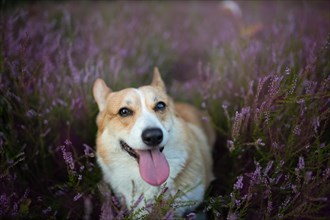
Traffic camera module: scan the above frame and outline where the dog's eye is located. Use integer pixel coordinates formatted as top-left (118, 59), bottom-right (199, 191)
top-left (154, 101), bottom-right (166, 112)
top-left (118, 108), bottom-right (133, 117)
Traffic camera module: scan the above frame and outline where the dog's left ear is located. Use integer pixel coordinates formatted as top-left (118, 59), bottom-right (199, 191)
top-left (151, 67), bottom-right (166, 91)
top-left (93, 78), bottom-right (111, 111)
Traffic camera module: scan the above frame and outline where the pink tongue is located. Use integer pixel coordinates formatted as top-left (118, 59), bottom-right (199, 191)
top-left (137, 149), bottom-right (170, 186)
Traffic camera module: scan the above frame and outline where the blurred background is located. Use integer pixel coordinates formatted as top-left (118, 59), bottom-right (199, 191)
top-left (1, 1), bottom-right (329, 219)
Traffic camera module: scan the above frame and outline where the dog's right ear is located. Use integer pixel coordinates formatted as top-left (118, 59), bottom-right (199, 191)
top-left (151, 67), bottom-right (166, 91)
top-left (93, 78), bottom-right (111, 111)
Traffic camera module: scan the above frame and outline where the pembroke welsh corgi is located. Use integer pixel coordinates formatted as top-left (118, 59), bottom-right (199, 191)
top-left (93, 68), bottom-right (215, 215)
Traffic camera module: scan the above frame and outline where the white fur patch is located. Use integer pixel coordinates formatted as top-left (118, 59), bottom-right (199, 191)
top-left (126, 89), bottom-right (169, 149)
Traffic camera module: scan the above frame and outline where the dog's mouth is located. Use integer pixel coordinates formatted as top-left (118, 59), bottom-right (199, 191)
top-left (119, 140), bottom-right (169, 186)
top-left (120, 140), bottom-right (165, 161)
top-left (120, 140), bottom-right (139, 160)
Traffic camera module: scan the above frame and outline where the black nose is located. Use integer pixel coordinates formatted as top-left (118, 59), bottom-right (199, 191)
top-left (142, 128), bottom-right (163, 146)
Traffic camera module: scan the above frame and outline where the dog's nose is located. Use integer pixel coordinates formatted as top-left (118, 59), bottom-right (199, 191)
top-left (142, 128), bottom-right (163, 146)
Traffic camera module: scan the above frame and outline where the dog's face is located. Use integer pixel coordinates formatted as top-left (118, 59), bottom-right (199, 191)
top-left (93, 68), bottom-right (174, 186)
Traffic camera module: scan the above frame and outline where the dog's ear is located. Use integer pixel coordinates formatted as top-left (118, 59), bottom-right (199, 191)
top-left (151, 67), bottom-right (166, 91)
top-left (93, 78), bottom-right (111, 111)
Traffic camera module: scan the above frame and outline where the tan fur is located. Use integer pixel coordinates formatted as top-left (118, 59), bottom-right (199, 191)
top-left (173, 103), bottom-right (215, 191)
top-left (175, 102), bottom-right (216, 146)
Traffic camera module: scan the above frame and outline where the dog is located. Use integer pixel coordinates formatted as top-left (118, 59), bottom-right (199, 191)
top-left (93, 67), bottom-right (215, 215)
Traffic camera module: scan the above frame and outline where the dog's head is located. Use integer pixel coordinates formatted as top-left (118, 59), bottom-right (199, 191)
top-left (93, 68), bottom-right (174, 186)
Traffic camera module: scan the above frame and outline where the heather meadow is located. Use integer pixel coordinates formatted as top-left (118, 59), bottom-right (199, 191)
top-left (1, 1), bottom-right (329, 219)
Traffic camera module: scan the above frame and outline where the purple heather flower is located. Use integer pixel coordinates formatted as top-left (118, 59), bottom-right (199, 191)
top-left (79, 165), bottom-right (85, 172)
top-left (131, 194), bottom-right (144, 210)
top-left (60, 145), bottom-right (75, 171)
top-left (280, 197), bottom-right (291, 211)
top-left (227, 212), bottom-right (238, 220)
top-left (233, 176), bottom-right (243, 190)
top-left (285, 66), bottom-right (291, 75)
top-left (263, 161), bottom-right (274, 176)
top-left (298, 156), bottom-right (305, 170)
top-left (73, 193), bottom-right (83, 202)
top-left (267, 200), bottom-right (273, 215)
top-left (322, 168), bottom-right (330, 178)
top-left (42, 206), bottom-right (52, 215)
top-left (235, 199), bottom-right (241, 207)
top-left (111, 195), bottom-right (121, 208)
top-left (0, 194), bottom-right (9, 215)
top-left (268, 75), bottom-right (283, 101)
top-left (83, 144), bottom-right (95, 158)
top-left (289, 77), bottom-right (297, 94)
top-left (185, 212), bottom-right (196, 220)
top-left (202, 116), bottom-right (209, 122)
top-left (308, 81), bottom-right (318, 95)
top-left (12, 202), bottom-right (18, 216)
top-left (100, 200), bottom-right (115, 220)
top-left (227, 140), bottom-right (235, 152)
top-left (40, 128), bottom-right (51, 138)
top-left (232, 111), bottom-right (243, 140)
top-left (26, 109), bottom-right (38, 118)
top-left (312, 117), bottom-right (320, 134)
top-left (164, 209), bottom-right (175, 220)
top-left (264, 111), bottom-right (270, 124)
top-left (291, 184), bottom-right (298, 194)
top-left (255, 138), bottom-right (265, 147)
top-left (250, 162), bottom-right (262, 184)
top-left (293, 125), bottom-right (301, 136)
top-left (222, 103), bottom-right (230, 121)
top-left (54, 189), bottom-right (65, 197)
top-left (6, 90), bottom-right (21, 103)
top-left (275, 174), bottom-right (283, 184)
